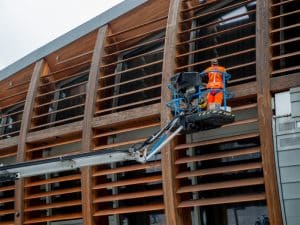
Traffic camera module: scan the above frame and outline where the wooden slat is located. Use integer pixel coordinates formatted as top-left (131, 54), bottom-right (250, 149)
top-left (175, 146), bottom-right (260, 165)
top-left (103, 37), bottom-right (165, 59)
top-left (271, 0), bottom-right (295, 7)
top-left (180, 9), bottom-right (256, 34)
top-left (93, 122), bottom-right (160, 139)
top-left (98, 72), bottom-right (162, 91)
top-left (92, 161), bottom-right (161, 177)
top-left (0, 109), bottom-right (24, 119)
top-left (93, 137), bottom-right (146, 151)
top-left (175, 133), bottom-right (259, 150)
top-left (42, 60), bottom-right (91, 78)
top-left (271, 73), bottom-right (300, 92)
top-left (0, 185), bottom-right (15, 192)
top-left (271, 51), bottom-right (300, 61)
top-left (93, 189), bottom-right (163, 203)
top-left (25, 187), bottom-right (81, 200)
top-left (39, 69), bottom-right (89, 88)
top-left (178, 193), bottom-right (266, 208)
top-left (232, 103), bottom-right (257, 111)
top-left (0, 151), bottom-right (17, 159)
top-left (56, 51), bottom-right (93, 66)
top-left (36, 80), bottom-right (87, 99)
top-left (24, 213), bottom-right (82, 224)
top-left (0, 197), bottom-right (15, 204)
top-left (97, 84), bottom-right (161, 103)
top-left (0, 130), bottom-right (20, 138)
top-left (270, 9), bottom-right (300, 20)
top-left (176, 162), bottom-right (262, 179)
top-left (0, 100), bottom-right (25, 112)
top-left (228, 75), bottom-right (256, 84)
top-left (271, 65), bottom-right (300, 75)
top-left (100, 60), bottom-right (163, 80)
top-left (27, 149), bottom-right (81, 161)
top-left (271, 36), bottom-right (300, 47)
top-left (177, 34), bottom-right (255, 58)
top-left (107, 15), bottom-right (168, 38)
top-left (0, 222), bottom-right (15, 225)
top-left (177, 177), bottom-right (264, 193)
top-left (0, 120), bottom-right (22, 128)
top-left (93, 175), bottom-right (162, 190)
top-left (24, 200), bottom-right (82, 212)
top-left (101, 48), bottom-right (164, 69)
top-left (105, 26), bottom-right (166, 51)
top-left (178, 21), bottom-right (255, 46)
top-left (222, 118), bottom-right (258, 128)
top-left (270, 23), bottom-right (300, 33)
top-left (180, 0), bottom-right (216, 14)
top-left (0, 209), bottom-right (15, 216)
top-left (93, 203), bottom-right (164, 216)
top-left (227, 61), bottom-right (256, 72)
top-left (183, 0), bottom-right (254, 24)
top-left (0, 90), bottom-right (28, 102)
top-left (27, 138), bottom-right (81, 152)
top-left (24, 174), bottom-right (81, 187)
top-left (177, 48), bottom-right (255, 71)
top-left (94, 96), bottom-right (161, 115)
top-left (30, 114), bottom-right (84, 130)
top-left (35, 92), bottom-right (86, 109)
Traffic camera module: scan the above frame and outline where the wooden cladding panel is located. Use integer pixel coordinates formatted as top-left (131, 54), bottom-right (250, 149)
top-left (23, 171), bottom-right (82, 224)
top-left (177, 0), bottom-right (257, 86)
top-left (25, 131), bottom-right (82, 161)
top-left (0, 66), bottom-right (33, 139)
top-left (29, 54), bottom-right (92, 132)
top-left (92, 117), bottom-right (165, 219)
top-left (270, 0), bottom-right (300, 77)
top-left (94, 11), bottom-right (168, 117)
top-left (174, 103), bottom-right (265, 209)
top-left (0, 146), bottom-right (16, 224)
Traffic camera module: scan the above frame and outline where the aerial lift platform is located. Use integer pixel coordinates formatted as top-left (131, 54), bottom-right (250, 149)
top-left (0, 71), bottom-right (234, 183)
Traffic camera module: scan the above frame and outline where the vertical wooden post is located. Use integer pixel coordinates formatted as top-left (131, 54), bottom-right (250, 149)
top-left (161, 1), bottom-right (183, 225)
top-left (15, 59), bottom-right (46, 225)
top-left (256, 1), bottom-right (283, 225)
top-left (81, 25), bottom-right (108, 225)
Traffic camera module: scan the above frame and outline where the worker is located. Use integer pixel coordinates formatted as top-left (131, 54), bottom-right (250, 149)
top-left (203, 59), bottom-right (226, 110)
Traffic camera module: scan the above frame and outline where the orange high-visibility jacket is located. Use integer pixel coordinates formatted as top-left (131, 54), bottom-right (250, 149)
top-left (205, 65), bottom-right (226, 89)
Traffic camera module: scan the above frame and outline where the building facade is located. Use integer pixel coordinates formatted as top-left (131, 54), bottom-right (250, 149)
top-left (0, 0), bottom-right (299, 225)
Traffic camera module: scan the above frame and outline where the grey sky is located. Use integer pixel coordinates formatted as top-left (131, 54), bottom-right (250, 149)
top-left (0, 0), bottom-right (124, 70)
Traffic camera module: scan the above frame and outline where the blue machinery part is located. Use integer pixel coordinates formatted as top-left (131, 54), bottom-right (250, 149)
top-left (167, 70), bottom-right (233, 115)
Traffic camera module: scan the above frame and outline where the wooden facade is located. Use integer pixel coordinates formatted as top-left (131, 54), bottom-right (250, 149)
top-left (0, 0), bottom-right (299, 224)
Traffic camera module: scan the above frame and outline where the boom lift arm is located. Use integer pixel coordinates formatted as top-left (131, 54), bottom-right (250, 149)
top-left (0, 71), bottom-right (234, 183)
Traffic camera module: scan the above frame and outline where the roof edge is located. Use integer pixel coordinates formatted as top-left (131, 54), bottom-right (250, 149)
top-left (0, 0), bottom-right (147, 81)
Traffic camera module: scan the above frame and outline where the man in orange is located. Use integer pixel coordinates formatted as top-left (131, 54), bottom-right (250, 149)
top-left (204, 59), bottom-right (226, 110)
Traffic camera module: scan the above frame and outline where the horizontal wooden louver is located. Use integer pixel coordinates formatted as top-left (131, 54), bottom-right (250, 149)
top-left (0, 146), bottom-right (17, 225)
top-left (29, 58), bottom-right (91, 132)
top-left (24, 171), bottom-right (82, 224)
top-left (175, 0), bottom-right (265, 210)
top-left (178, 0), bottom-right (257, 86)
top-left (95, 16), bottom-right (168, 116)
top-left (25, 132), bottom-right (82, 160)
top-left (270, 0), bottom-right (300, 76)
top-left (92, 117), bottom-right (165, 218)
top-left (0, 66), bottom-right (33, 140)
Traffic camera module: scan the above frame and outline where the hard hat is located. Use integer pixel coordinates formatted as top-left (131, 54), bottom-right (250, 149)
top-left (211, 59), bottom-right (218, 65)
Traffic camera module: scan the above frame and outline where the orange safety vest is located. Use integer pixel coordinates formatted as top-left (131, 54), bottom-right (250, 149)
top-left (205, 65), bottom-right (226, 89)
